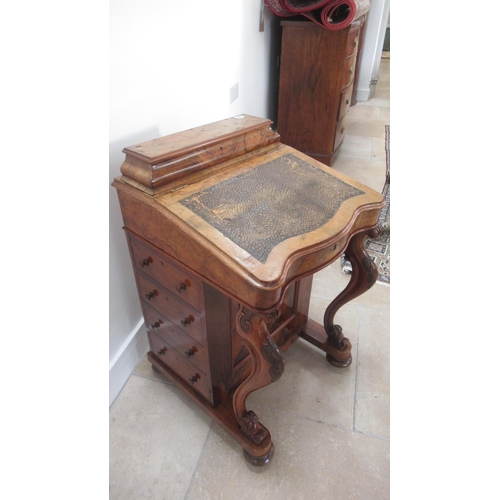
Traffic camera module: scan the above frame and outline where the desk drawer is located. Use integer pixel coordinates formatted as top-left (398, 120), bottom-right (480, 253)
top-left (143, 302), bottom-right (207, 373)
top-left (129, 234), bottom-right (202, 311)
top-left (148, 331), bottom-right (212, 403)
top-left (137, 273), bottom-right (203, 344)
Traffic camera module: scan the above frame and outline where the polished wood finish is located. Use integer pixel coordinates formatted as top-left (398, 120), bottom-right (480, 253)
top-left (120, 115), bottom-right (280, 195)
top-left (277, 18), bottom-right (366, 166)
top-left (113, 115), bottom-right (384, 465)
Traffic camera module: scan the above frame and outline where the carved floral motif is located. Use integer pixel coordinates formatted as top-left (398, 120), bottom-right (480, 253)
top-left (239, 410), bottom-right (269, 445)
top-left (326, 324), bottom-right (350, 351)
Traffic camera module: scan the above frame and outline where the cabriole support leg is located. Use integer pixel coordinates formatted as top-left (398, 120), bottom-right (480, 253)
top-left (232, 305), bottom-right (284, 466)
top-left (324, 229), bottom-right (378, 367)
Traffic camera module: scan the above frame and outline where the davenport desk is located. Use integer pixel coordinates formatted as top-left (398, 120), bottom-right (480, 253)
top-left (112, 115), bottom-right (385, 466)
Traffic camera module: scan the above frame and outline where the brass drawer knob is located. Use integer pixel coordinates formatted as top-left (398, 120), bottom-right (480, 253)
top-left (175, 282), bottom-right (187, 293)
top-left (151, 319), bottom-right (163, 329)
top-left (345, 97), bottom-right (350, 106)
top-left (189, 373), bottom-right (201, 384)
top-left (354, 37), bottom-right (358, 47)
top-left (181, 315), bottom-right (194, 327)
top-left (157, 346), bottom-right (168, 355)
top-left (341, 126), bottom-right (346, 134)
top-left (185, 346), bottom-right (198, 358)
top-left (140, 256), bottom-right (153, 267)
top-left (145, 290), bottom-right (158, 300)
top-left (349, 66), bottom-right (354, 75)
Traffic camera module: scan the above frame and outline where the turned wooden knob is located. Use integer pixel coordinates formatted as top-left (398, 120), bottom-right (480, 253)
top-left (346, 97), bottom-right (350, 106)
top-left (145, 290), bottom-right (158, 300)
top-left (185, 346), bottom-right (198, 358)
top-left (140, 257), bottom-right (153, 267)
top-left (157, 346), bottom-right (168, 355)
top-left (189, 373), bottom-right (200, 384)
top-left (151, 320), bottom-right (163, 329)
top-left (180, 315), bottom-right (194, 327)
top-left (175, 282), bottom-right (187, 293)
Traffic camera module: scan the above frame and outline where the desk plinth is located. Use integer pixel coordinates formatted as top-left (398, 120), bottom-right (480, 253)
top-left (112, 115), bottom-right (385, 466)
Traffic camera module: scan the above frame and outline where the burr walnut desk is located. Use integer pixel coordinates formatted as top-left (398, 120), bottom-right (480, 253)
top-left (112, 115), bottom-right (384, 466)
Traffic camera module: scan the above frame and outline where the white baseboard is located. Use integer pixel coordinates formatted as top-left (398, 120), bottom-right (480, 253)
top-left (109, 320), bottom-right (149, 407)
top-left (355, 87), bottom-right (372, 102)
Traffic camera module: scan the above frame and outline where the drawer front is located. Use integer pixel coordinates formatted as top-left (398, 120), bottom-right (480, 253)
top-left (148, 331), bottom-right (212, 403)
top-left (129, 235), bottom-right (202, 311)
top-left (341, 54), bottom-right (356, 90)
top-left (346, 27), bottom-right (360, 58)
top-left (137, 273), bottom-right (204, 344)
top-left (334, 116), bottom-right (347, 151)
top-left (143, 303), bottom-right (207, 373)
top-left (338, 83), bottom-right (354, 121)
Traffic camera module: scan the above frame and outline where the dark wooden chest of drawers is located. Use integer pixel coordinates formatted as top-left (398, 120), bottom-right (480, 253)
top-left (277, 18), bottom-right (365, 166)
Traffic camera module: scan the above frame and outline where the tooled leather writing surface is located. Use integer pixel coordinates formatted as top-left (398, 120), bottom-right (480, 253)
top-left (180, 153), bottom-right (365, 263)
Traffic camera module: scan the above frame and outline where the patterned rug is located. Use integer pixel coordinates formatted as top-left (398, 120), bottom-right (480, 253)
top-left (341, 125), bottom-right (390, 286)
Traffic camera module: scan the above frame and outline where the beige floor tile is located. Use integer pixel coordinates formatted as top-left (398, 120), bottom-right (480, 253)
top-left (185, 407), bottom-right (389, 500)
top-left (380, 106), bottom-right (390, 123)
top-left (336, 134), bottom-right (373, 160)
top-left (332, 157), bottom-right (387, 193)
top-left (133, 352), bottom-right (173, 384)
top-left (347, 104), bottom-right (382, 121)
top-left (310, 261), bottom-right (349, 300)
top-left (248, 330), bottom-right (357, 429)
top-left (360, 95), bottom-right (389, 108)
top-left (109, 376), bottom-right (212, 500)
top-left (372, 136), bottom-right (387, 162)
top-left (354, 308), bottom-right (390, 438)
top-left (343, 117), bottom-right (387, 140)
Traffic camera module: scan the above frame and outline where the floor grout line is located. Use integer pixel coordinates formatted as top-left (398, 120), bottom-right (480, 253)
top-left (131, 372), bottom-right (175, 386)
top-left (183, 420), bottom-right (214, 500)
top-left (352, 304), bottom-right (361, 432)
top-left (249, 400), bottom-right (389, 442)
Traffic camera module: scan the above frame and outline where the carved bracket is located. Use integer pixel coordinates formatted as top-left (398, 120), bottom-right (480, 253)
top-left (326, 324), bottom-right (351, 352)
top-left (239, 410), bottom-right (269, 445)
top-left (233, 305), bottom-right (284, 446)
top-left (237, 307), bottom-right (284, 383)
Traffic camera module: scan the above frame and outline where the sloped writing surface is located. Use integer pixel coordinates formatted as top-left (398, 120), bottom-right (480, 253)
top-left (180, 153), bottom-right (364, 263)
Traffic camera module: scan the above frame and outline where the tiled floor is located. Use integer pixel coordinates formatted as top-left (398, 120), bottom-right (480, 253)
top-left (110, 57), bottom-right (390, 499)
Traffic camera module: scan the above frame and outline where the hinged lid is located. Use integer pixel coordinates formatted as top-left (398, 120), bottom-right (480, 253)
top-left (120, 114), bottom-right (280, 194)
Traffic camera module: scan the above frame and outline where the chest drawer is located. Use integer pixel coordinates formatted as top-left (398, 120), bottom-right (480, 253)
top-left (334, 116), bottom-right (347, 151)
top-left (338, 83), bottom-right (354, 121)
top-left (148, 331), bottom-right (212, 403)
top-left (129, 234), bottom-right (202, 311)
top-left (346, 26), bottom-right (360, 58)
top-left (341, 54), bottom-right (356, 90)
top-left (143, 303), bottom-right (207, 373)
top-left (137, 273), bottom-right (204, 344)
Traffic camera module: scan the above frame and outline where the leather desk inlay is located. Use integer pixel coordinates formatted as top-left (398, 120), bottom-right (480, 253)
top-left (180, 153), bottom-right (365, 262)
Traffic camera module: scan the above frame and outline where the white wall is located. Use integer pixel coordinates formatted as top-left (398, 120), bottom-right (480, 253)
top-left (109, 0), bottom-right (281, 405)
top-left (355, 0), bottom-right (390, 101)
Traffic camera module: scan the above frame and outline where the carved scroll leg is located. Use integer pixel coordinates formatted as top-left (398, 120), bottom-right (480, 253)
top-left (324, 229), bottom-right (378, 368)
top-left (232, 305), bottom-right (284, 466)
